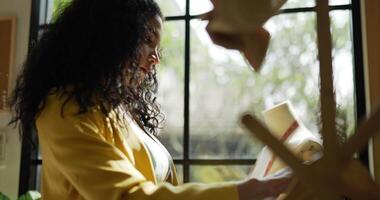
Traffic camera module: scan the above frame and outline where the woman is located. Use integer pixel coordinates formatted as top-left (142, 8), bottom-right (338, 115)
top-left (9, 0), bottom-right (290, 199)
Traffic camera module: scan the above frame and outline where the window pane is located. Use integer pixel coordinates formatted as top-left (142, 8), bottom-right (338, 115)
top-left (190, 12), bottom-right (318, 159)
top-left (331, 10), bottom-right (355, 140)
top-left (190, 0), bottom-right (213, 16)
top-left (36, 165), bottom-right (42, 191)
top-left (157, 21), bottom-right (185, 159)
top-left (330, 0), bottom-right (351, 5)
top-left (38, 0), bottom-right (47, 25)
top-left (38, 148), bottom-right (42, 160)
top-left (190, 165), bottom-right (251, 183)
top-left (156, 0), bottom-right (186, 17)
top-left (282, 0), bottom-right (315, 9)
top-left (41, 0), bottom-right (72, 24)
top-left (174, 164), bottom-right (183, 184)
top-left (44, 0), bottom-right (186, 23)
top-left (262, 12), bottom-right (319, 132)
top-left (38, 29), bottom-right (45, 41)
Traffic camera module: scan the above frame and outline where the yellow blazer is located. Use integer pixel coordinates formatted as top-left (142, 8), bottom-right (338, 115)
top-left (36, 92), bottom-right (238, 200)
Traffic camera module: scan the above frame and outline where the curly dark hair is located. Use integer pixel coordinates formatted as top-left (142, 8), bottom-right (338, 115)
top-left (9, 0), bottom-right (164, 139)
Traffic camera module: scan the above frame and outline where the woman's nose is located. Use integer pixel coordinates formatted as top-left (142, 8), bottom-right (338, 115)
top-left (149, 48), bottom-right (160, 65)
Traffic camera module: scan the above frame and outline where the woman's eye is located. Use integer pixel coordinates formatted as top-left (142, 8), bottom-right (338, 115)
top-left (144, 36), bottom-right (153, 44)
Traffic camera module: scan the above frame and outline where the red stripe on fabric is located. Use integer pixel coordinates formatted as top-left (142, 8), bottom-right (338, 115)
top-left (263, 121), bottom-right (299, 176)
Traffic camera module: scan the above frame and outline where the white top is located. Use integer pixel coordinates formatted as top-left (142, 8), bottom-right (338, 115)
top-left (124, 113), bottom-right (172, 182)
top-left (138, 129), bottom-right (172, 182)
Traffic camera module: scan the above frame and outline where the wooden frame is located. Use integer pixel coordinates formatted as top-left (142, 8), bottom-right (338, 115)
top-left (0, 16), bottom-right (16, 111)
top-left (361, 0), bottom-right (380, 184)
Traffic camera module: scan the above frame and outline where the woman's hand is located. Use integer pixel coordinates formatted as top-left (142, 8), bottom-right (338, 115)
top-left (338, 159), bottom-right (380, 200)
top-left (281, 159), bottom-right (380, 200)
top-left (237, 177), bottom-right (291, 200)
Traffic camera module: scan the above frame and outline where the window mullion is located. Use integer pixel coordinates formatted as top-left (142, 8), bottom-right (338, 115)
top-left (183, 0), bottom-right (191, 183)
top-left (351, 0), bottom-right (368, 167)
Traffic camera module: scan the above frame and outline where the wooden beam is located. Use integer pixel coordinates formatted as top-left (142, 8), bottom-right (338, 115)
top-left (361, 0), bottom-right (380, 184)
top-left (315, 0), bottom-right (340, 194)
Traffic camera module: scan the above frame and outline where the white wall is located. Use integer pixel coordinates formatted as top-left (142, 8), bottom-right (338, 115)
top-left (0, 0), bottom-right (31, 199)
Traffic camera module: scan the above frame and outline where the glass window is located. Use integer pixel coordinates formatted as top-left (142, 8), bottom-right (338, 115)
top-left (175, 164), bottom-right (184, 184)
top-left (331, 10), bottom-right (355, 139)
top-left (36, 165), bottom-right (42, 191)
top-left (282, 0), bottom-right (315, 9)
top-left (190, 165), bottom-right (252, 183)
top-left (39, 0), bottom-right (72, 24)
top-left (156, 0), bottom-right (186, 17)
top-left (190, 0), bottom-right (213, 16)
top-left (330, 0), bottom-right (351, 6)
top-left (157, 21), bottom-right (186, 159)
top-left (189, 12), bottom-right (319, 160)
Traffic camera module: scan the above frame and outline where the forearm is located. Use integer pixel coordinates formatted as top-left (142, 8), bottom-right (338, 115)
top-left (125, 182), bottom-right (239, 200)
top-left (237, 178), bottom-right (291, 200)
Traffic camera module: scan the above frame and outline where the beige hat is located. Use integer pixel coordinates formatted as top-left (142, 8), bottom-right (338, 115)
top-left (250, 101), bottom-right (323, 179)
top-left (204, 0), bottom-right (287, 71)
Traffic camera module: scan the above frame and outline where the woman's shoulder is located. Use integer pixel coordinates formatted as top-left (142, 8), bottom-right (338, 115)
top-left (35, 89), bottom-right (114, 144)
top-left (37, 88), bottom-right (106, 128)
